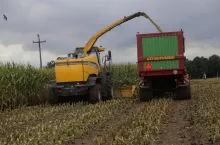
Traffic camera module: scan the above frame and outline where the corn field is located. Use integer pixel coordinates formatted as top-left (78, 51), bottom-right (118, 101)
top-left (111, 63), bottom-right (139, 87)
top-left (0, 62), bottom-right (219, 144)
top-left (0, 62), bottom-right (54, 110)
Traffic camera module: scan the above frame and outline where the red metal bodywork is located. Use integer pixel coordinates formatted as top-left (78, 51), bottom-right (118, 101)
top-left (136, 31), bottom-right (186, 77)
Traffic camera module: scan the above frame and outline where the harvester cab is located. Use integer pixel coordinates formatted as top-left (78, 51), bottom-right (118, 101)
top-left (69, 46), bottom-right (105, 58)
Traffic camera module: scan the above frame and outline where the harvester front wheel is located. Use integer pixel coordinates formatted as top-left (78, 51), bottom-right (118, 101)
top-left (48, 88), bottom-right (59, 104)
top-left (89, 83), bottom-right (102, 104)
top-left (139, 87), bottom-right (154, 102)
top-left (48, 80), bottom-right (59, 104)
top-left (175, 83), bottom-right (192, 100)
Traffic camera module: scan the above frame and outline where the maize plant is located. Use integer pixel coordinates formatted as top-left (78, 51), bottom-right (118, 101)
top-left (0, 62), bottom-right (54, 110)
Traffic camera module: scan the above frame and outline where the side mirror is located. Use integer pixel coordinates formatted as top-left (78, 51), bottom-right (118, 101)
top-left (108, 51), bottom-right (111, 59)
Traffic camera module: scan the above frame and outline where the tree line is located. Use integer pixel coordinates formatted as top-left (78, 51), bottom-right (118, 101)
top-left (185, 54), bottom-right (220, 79)
top-left (46, 54), bottom-right (220, 79)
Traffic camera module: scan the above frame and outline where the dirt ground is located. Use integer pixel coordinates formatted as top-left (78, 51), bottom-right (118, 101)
top-left (64, 99), bottom-right (212, 145)
top-left (155, 100), bottom-right (211, 145)
top-left (64, 100), bottom-right (144, 145)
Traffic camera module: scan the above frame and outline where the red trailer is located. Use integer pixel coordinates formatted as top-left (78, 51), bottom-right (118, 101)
top-left (136, 29), bottom-right (191, 101)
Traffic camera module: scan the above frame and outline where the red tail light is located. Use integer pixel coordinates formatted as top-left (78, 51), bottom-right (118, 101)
top-left (56, 88), bottom-right (61, 92)
top-left (78, 87), bottom-right (85, 91)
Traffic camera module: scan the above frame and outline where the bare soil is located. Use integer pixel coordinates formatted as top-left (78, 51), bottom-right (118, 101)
top-left (64, 96), bottom-right (213, 145)
top-left (64, 100), bottom-right (144, 145)
top-left (156, 99), bottom-right (212, 145)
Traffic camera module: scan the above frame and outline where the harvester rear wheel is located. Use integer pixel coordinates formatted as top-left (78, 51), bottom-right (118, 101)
top-left (103, 75), bottom-right (114, 100)
top-left (139, 87), bottom-right (154, 102)
top-left (175, 83), bottom-right (192, 100)
top-left (89, 83), bottom-right (102, 104)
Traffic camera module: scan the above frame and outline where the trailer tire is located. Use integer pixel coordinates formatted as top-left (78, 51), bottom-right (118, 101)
top-left (175, 83), bottom-right (192, 100)
top-left (139, 87), bottom-right (154, 102)
top-left (103, 76), bottom-right (114, 101)
top-left (89, 83), bottom-right (102, 104)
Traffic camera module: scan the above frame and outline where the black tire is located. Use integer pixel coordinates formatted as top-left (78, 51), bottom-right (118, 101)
top-left (175, 83), bottom-right (192, 100)
top-left (103, 75), bottom-right (114, 101)
top-left (48, 88), bottom-right (59, 104)
top-left (89, 83), bottom-right (102, 104)
top-left (48, 80), bottom-right (59, 104)
top-left (139, 87), bottom-right (154, 102)
top-left (154, 90), bottom-right (165, 97)
top-left (99, 73), bottom-right (108, 98)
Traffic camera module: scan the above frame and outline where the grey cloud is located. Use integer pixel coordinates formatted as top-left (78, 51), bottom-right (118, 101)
top-left (0, 0), bottom-right (219, 61)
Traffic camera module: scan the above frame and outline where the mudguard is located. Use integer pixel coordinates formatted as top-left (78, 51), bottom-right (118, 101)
top-left (74, 75), bottom-right (101, 87)
top-left (86, 76), bottom-right (100, 86)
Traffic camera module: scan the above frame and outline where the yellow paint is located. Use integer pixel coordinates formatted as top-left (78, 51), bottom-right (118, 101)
top-left (147, 56), bottom-right (175, 61)
top-left (116, 85), bottom-right (136, 97)
top-left (55, 58), bottom-right (82, 82)
top-left (132, 85), bottom-right (136, 93)
top-left (55, 53), bottom-right (101, 83)
top-left (82, 54), bottom-right (100, 80)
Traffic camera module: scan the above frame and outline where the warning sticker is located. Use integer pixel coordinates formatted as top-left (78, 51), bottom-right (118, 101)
top-left (146, 56), bottom-right (175, 61)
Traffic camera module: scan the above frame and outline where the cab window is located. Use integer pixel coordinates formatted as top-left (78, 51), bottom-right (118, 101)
top-left (75, 47), bottom-right (84, 55)
top-left (95, 48), bottom-right (101, 65)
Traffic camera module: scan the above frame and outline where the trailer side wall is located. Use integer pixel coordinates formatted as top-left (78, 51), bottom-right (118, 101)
top-left (137, 31), bottom-right (185, 76)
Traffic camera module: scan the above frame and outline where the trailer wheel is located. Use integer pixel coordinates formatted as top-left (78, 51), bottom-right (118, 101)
top-left (139, 87), bottom-right (154, 102)
top-left (175, 83), bottom-right (192, 100)
top-left (103, 76), bottom-right (114, 101)
top-left (89, 83), bottom-right (102, 104)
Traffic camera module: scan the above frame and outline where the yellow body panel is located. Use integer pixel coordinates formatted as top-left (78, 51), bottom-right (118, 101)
top-left (81, 54), bottom-right (100, 81)
top-left (55, 53), bottom-right (100, 83)
top-left (55, 58), bottom-right (83, 82)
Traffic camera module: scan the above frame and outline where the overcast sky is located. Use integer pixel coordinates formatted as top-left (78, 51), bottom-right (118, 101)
top-left (0, 0), bottom-right (219, 67)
